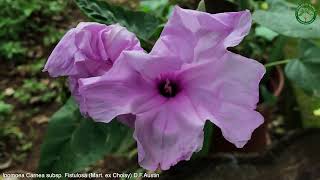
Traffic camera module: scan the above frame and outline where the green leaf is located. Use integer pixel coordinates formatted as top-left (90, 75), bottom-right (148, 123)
top-left (38, 98), bottom-right (134, 175)
top-left (294, 88), bottom-right (320, 128)
top-left (0, 101), bottom-right (13, 115)
top-left (314, 108), bottom-right (320, 117)
top-left (255, 26), bottom-right (278, 41)
top-left (253, 2), bottom-right (320, 38)
top-left (75, 0), bottom-right (162, 41)
top-left (260, 85), bottom-right (277, 106)
top-left (139, 0), bottom-right (173, 18)
top-left (0, 100), bottom-right (13, 121)
top-left (196, 0), bottom-right (206, 12)
top-left (192, 120), bottom-right (214, 158)
top-left (285, 41), bottom-right (320, 96)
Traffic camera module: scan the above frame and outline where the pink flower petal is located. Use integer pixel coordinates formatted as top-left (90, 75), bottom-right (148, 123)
top-left (211, 101), bottom-right (264, 148)
top-left (44, 22), bottom-right (142, 78)
top-left (180, 52), bottom-right (265, 147)
top-left (151, 6), bottom-right (252, 63)
top-left (78, 54), bottom-right (154, 122)
top-left (44, 22), bottom-right (143, 115)
top-left (212, 52), bottom-right (265, 109)
top-left (104, 24), bottom-right (143, 62)
top-left (134, 93), bottom-right (204, 170)
top-left (108, 51), bottom-right (183, 84)
top-left (44, 28), bottom-right (78, 77)
top-left (78, 51), bottom-right (171, 123)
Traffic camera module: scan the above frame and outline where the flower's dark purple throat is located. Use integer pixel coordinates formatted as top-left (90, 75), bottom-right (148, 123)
top-left (158, 78), bottom-right (181, 98)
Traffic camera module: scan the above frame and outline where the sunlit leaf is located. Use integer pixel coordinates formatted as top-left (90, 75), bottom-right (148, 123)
top-left (313, 108), bottom-right (320, 116)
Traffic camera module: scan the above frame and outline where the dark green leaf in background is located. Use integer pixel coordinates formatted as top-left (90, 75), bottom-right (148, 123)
top-left (75, 0), bottom-right (162, 41)
top-left (37, 98), bottom-right (134, 176)
top-left (285, 41), bottom-right (320, 96)
top-left (260, 85), bottom-right (277, 106)
top-left (192, 120), bottom-right (214, 158)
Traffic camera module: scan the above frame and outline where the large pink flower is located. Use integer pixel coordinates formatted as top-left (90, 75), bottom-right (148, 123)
top-left (78, 7), bottom-right (265, 170)
top-left (43, 22), bottom-right (143, 113)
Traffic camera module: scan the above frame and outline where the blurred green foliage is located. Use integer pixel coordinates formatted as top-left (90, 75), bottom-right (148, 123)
top-left (0, 41), bottom-right (27, 59)
top-left (0, 100), bottom-right (13, 121)
top-left (13, 79), bottom-right (57, 104)
top-left (296, 88), bottom-right (320, 128)
top-left (0, 0), bottom-right (70, 166)
top-left (17, 58), bottom-right (45, 76)
top-left (0, 0), bottom-right (67, 59)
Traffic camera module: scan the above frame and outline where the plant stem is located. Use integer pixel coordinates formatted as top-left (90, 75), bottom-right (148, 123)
top-left (264, 59), bottom-right (291, 68)
top-left (127, 148), bottom-right (138, 159)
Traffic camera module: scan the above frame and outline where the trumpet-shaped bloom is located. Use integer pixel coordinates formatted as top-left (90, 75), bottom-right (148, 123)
top-left (78, 7), bottom-right (265, 170)
top-left (43, 22), bottom-right (142, 113)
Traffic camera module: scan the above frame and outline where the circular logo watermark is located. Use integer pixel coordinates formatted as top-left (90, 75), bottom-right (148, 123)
top-left (295, 2), bottom-right (317, 24)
